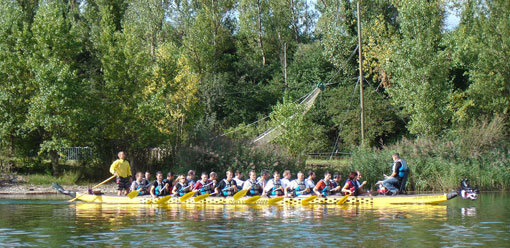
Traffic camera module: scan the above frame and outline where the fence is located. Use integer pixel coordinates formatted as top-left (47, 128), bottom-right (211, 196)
top-left (60, 147), bottom-right (93, 161)
top-left (307, 151), bottom-right (352, 160)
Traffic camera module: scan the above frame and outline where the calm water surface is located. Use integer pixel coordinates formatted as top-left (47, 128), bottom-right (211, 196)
top-left (0, 193), bottom-right (509, 247)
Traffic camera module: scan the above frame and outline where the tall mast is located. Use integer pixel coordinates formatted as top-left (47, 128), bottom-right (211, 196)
top-left (357, 1), bottom-right (365, 146)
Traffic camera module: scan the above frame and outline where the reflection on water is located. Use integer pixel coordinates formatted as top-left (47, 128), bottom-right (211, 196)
top-left (0, 193), bottom-right (509, 247)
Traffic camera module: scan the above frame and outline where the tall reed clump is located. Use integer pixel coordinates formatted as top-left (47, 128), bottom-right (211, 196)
top-left (349, 116), bottom-right (510, 191)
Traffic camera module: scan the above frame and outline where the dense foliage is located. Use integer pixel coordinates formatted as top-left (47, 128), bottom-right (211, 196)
top-left (0, 0), bottom-right (508, 188)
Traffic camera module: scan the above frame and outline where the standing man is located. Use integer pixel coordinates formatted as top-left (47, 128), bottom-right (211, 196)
top-left (109, 151), bottom-right (132, 196)
top-left (382, 153), bottom-right (407, 196)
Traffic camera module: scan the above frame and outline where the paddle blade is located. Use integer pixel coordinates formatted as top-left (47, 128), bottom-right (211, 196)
top-left (179, 192), bottom-right (195, 202)
top-left (233, 189), bottom-right (248, 201)
top-left (155, 195), bottom-right (171, 204)
top-left (301, 195), bottom-right (317, 204)
top-left (268, 196), bottom-right (284, 204)
top-left (244, 195), bottom-right (261, 203)
top-left (127, 190), bottom-right (140, 199)
top-left (336, 194), bottom-right (350, 205)
top-left (194, 194), bottom-right (210, 202)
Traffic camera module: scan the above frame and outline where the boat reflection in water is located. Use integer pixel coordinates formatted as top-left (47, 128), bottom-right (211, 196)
top-left (71, 202), bottom-right (448, 229)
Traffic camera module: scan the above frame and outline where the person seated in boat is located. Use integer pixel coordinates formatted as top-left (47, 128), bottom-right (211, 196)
top-left (214, 170), bottom-right (238, 197)
top-left (150, 171), bottom-right (167, 199)
top-left (193, 172), bottom-right (214, 195)
top-left (285, 171), bottom-right (311, 197)
top-left (186, 170), bottom-right (196, 188)
top-left (243, 170), bottom-right (263, 196)
top-left (209, 171), bottom-right (219, 196)
top-left (109, 151), bottom-right (133, 196)
top-left (281, 170), bottom-right (292, 192)
top-left (130, 172), bottom-right (147, 196)
top-left (263, 171), bottom-right (284, 197)
top-left (341, 172), bottom-right (360, 196)
top-left (329, 173), bottom-right (343, 195)
top-left (257, 170), bottom-right (271, 189)
top-left (173, 175), bottom-right (192, 197)
top-left (305, 171), bottom-right (316, 190)
top-left (163, 172), bottom-right (175, 195)
top-left (234, 170), bottom-right (244, 188)
top-left (381, 153), bottom-right (407, 196)
top-left (355, 171), bottom-right (367, 195)
top-left (313, 171), bottom-right (336, 197)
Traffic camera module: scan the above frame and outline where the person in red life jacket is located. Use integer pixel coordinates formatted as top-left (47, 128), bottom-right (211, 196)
top-left (341, 172), bottom-right (360, 196)
top-left (173, 175), bottom-right (192, 197)
top-left (163, 172), bottom-right (175, 195)
top-left (263, 171), bottom-right (284, 196)
top-left (150, 171), bottom-right (166, 199)
top-left (243, 170), bottom-right (263, 196)
top-left (313, 171), bottom-right (336, 197)
top-left (214, 170), bottom-right (238, 197)
top-left (193, 172), bottom-right (214, 195)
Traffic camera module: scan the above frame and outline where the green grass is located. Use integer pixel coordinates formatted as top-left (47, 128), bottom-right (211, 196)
top-left (25, 171), bottom-right (81, 185)
top-left (305, 158), bottom-right (351, 171)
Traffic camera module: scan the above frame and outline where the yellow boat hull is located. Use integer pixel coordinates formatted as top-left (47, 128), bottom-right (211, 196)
top-left (72, 193), bottom-right (454, 206)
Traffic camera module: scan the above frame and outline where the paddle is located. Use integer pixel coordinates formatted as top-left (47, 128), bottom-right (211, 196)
top-left (179, 191), bottom-right (195, 202)
top-left (244, 195), bottom-right (261, 203)
top-left (194, 193), bottom-right (210, 202)
top-left (267, 196), bottom-right (284, 204)
top-left (336, 194), bottom-right (350, 205)
top-left (301, 195), bottom-right (317, 204)
top-left (233, 189), bottom-right (249, 201)
top-left (127, 189), bottom-right (140, 199)
top-left (68, 175), bottom-right (116, 202)
top-left (155, 195), bottom-right (171, 204)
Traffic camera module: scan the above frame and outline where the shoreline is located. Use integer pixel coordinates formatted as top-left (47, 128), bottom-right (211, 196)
top-left (0, 182), bottom-right (118, 195)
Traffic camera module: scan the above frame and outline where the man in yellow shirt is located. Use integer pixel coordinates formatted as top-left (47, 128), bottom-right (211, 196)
top-left (109, 151), bottom-right (132, 196)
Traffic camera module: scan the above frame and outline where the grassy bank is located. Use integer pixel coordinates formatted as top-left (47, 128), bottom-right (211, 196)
top-left (24, 171), bottom-right (81, 185)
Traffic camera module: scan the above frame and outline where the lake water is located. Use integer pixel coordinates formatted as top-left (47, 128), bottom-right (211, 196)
top-left (0, 192), bottom-right (509, 247)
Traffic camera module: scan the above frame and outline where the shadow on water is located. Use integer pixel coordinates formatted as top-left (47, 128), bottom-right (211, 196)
top-left (0, 192), bottom-right (509, 247)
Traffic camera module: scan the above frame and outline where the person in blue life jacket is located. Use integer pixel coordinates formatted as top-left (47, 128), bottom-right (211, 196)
top-left (130, 172), bottom-right (146, 195)
top-left (263, 171), bottom-right (284, 196)
top-left (172, 175), bottom-right (192, 197)
top-left (163, 172), bottom-right (175, 195)
top-left (193, 172), bottom-right (214, 195)
top-left (214, 170), bottom-right (238, 197)
top-left (285, 171), bottom-right (311, 197)
top-left (150, 171), bottom-right (167, 199)
top-left (381, 153), bottom-right (408, 196)
top-left (243, 170), bottom-right (263, 196)
top-left (313, 171), bottom-right (336, 197)
top-left (186, 170), bottom-right (196, 189)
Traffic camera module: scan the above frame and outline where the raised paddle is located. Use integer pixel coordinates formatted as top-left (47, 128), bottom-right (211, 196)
top-left (179, 191), bottom-right (195, 202)
top-left (336, 194), bottom-right (350, 205)
top-left (68, 175), bottom-right (117, 202)
top-left (233, 189), bottom-right (249, 201)
top-left (244, 195), bottom-right (261, 203)
top-left (194, 193), bottom-right (210, 202)
top-left (301, 195), bottom-right (317, 204)
top-left (267, 196), bottom-right (284, 204)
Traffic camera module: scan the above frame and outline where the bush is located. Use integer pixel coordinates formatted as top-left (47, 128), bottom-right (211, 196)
top-left (25, 170), bottom-right (81, 185)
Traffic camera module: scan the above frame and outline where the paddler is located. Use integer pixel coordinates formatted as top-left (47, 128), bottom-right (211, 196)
top-left (163, 172), bottom-right (175, 195)
top-left (186, 170), bottom-right (196, 188)
top-left (329, 173), bottom-right (342, 195)
top-left (305, 171), bottom-right (316, 190)
top-left (285, 171), bottom-right (311, 197)
top-left (341, 172), bottom-right (359, 196)
top-left (109, 151), bottom-right (132, 196)
top-left (214, 170), bottom-right (238, 197)
top-left (234, 170), bottom-right (244, 188)
top-left (243, 170), bottom-right (263, 196)
top-left (130, 172), bottom-right (146, 196)
top-left (193, 172), bottom-right (213, 195)
top-left (263, 171), bottom-right (284, 196)
top-left (173, 174), bottom-right (192, 197)
top-left (150, 171), bottom-right (167, 199)
top-left (313, 171), bottom-right (335, 197)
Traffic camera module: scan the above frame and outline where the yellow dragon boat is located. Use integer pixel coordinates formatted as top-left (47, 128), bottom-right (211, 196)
top-left (67, 192), bottom-right (457, 206)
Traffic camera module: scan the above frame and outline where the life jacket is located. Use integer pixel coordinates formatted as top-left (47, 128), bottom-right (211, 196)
top-left (346, 179), bottom-right (358, 194)
top-left (163, 179), bottom-right (174, 193)
top-left (154, 180), bottom-right (165, 196)
top-left (222, 179), bottom-right (236, 196)
top-left (396, 159), bottom-right (408, 178)
top-left (319, 179), bottom-right (333, 197)
top-left (270, 179), bottom-right (283, 196)
top-left (199, 180), bottom-right (213, 195)
top-left (176, 182), bottom-right (190, 196)
top-left (330, 179), bottom-right (338, 188)
top-left (247, 179), bottom-right (262, 196)
top-left (294, 180), bottom-right (308, 196)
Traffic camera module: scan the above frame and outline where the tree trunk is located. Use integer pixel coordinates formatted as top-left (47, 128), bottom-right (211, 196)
top-left (50, 150), bottom-right (59, 176)
top-left (257, 0), bottom-right (266, 65)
